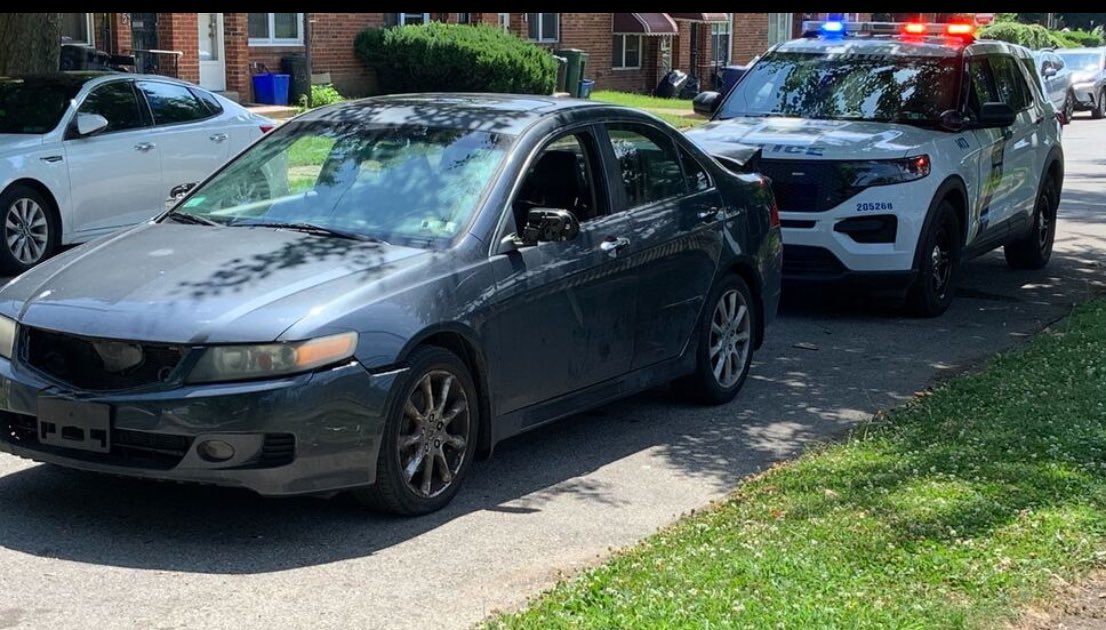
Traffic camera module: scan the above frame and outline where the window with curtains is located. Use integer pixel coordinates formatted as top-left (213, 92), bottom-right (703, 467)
top-left (527, 13), bottom-right (559, 42)
top-left (60, 13), bottom-right (93, 45)
top-left (248, 13), bottom-right (303, 45)
top-left (767, 13), bottom-right (793, 46)
top-left (612, 35), bottom-right (642, 69)
top-left (710, 15), bottom-right (732, 66)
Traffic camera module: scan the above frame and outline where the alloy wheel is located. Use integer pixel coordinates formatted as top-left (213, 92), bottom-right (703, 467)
top-left (397, 369), bottom-right (471, 499)
top-left (4, 197), bottom-right (49, 265)
top-left (708, 289), bottom-right (752, 389)
top-left (1036, 183), bottom-right (1055, 253)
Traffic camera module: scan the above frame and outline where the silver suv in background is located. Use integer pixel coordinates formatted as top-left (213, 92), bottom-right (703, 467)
top-left (1032, 49), bottom-right (1075, 124)
top-left (1055, 47), bottom-right (1106, 119)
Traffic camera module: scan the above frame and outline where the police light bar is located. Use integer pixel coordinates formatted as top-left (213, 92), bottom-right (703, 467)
top-left (801, 20), bottom-right (976, 41)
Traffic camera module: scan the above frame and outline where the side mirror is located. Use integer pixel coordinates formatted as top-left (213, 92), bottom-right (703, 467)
top-left (519, 208), bottom-right (579, 245)
top-left (977, 102), bottom-right (1017, 128)
top-left (165, 182), bottom-right (197, 209)
top-left (75, 112), bottom-right (109, 137)
top-left (1043, 66), bottom-right (1058, 78)
top-left (692, 91), bottom-right (722, 117)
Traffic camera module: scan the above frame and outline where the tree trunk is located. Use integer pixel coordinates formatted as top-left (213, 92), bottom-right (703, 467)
top-left (0, 13), bottom-right (60, 75)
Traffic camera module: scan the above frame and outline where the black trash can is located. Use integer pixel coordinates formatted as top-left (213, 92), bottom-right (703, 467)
top-left (281, 53), bottom-right (310, 106)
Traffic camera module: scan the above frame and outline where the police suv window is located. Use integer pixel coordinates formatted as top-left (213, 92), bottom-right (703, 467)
top-left (966, 57), bottom-right (998, 119)
top-left (990, 55), bottom-right (1033, 111)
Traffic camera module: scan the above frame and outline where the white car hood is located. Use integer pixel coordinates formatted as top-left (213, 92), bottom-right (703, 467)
top-left (686, 117), bottom-right (933, 160)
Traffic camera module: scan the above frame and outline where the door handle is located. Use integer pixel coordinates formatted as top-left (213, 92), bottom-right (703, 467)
top-left (209, 132), bottom-right (228, 143)
top-left (134, 142), bottom-right (155, 152)
top-left (698, 206), bottom-right (721, 222)
top-left (599, 236), bottom-right (630, 257)
top-left (1033, 115), bottom-right (1044, 125)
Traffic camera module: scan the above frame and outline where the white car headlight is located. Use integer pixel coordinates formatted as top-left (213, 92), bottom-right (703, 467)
top-left (0, 315), bottom-right (15, 360)
top-left (186, 332), bottom-right (358, 384)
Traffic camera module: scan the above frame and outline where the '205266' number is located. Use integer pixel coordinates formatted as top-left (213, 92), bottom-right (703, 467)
top-left (856, 201), bottom-right (893, 212)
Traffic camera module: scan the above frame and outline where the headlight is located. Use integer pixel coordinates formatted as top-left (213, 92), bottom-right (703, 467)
top-left (845, 155), bottom-right (930, 187)
top-left (186, 332), bottom-right (358, 384)
top-left (0, 315), bottom-right (14, 360)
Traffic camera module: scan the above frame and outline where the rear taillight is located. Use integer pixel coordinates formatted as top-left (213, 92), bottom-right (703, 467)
top-left (769, 198), bottom-right (780, 228)
top-left (260, 124), bottom-right (275, 134)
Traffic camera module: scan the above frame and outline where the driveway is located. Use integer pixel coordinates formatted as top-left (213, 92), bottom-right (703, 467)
top-left (1, 119), bottom-right (1104, 630)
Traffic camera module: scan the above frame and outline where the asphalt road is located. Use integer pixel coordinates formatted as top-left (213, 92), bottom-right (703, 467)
top-left (1, 118), bottom-right (1104, 630)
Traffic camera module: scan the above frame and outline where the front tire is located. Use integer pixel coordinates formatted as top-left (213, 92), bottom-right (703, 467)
top-left (1004, 175), bottom-right (1057, 270)
top-left (1093, 88), bottom-right (1105, 120)
top-left (0, 184), bottom-right (59, 275)
top-left (1063, 90), bottom-right (1075, 125)
top-left (673, 274), bottom-right (756, 405)
top-left (353, 346), bottom-right (478, 516)
top-left (906, 200), bottom-right (961, 318)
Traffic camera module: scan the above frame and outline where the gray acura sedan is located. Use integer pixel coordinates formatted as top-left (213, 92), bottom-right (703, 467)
top-left (0, 94), bottom-right (781, 515)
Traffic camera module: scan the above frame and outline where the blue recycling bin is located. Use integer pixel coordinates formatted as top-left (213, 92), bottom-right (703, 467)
top-left (578, 79), bottom-right (595, 99)
top-left (252, 73), bottom-right (290, 105)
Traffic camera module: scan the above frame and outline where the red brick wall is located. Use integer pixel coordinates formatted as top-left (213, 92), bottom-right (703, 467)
top-left (732, 13), bottom-right (768, 64)
top-left (307, 13), bottom-right (384, 97)
top-left (224, 13), bottom-right (250, 99)
top-left (157, 13), bottom-right (199, 83)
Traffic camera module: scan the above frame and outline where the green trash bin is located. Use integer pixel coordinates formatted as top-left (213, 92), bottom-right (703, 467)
top-left (556, 48), bottom-right (589, 97)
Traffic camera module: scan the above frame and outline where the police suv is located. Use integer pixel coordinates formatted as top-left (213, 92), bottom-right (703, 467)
top-left (687, 20), bottom-right (1064, 316)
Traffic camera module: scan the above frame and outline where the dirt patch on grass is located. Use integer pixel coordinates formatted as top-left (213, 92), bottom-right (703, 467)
top-left (1013, 571), bottom-right (1106, 630)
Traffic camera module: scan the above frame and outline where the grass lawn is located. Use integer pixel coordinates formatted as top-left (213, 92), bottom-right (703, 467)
top-left (591, 90), bottom-right (693, 111)
top-left (487, 299), bottom-right (1106, 629)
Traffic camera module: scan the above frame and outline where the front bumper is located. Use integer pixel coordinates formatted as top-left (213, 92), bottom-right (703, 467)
top-left (0, 357), bottom-right (401, 496)
top-left (1072, 82), bottom-right (1099, 109)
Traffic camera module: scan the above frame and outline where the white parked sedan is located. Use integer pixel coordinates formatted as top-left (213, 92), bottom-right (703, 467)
top-left (0, 71), bottom-right (274, 273)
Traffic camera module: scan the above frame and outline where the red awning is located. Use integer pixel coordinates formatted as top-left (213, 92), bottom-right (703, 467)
top-left (667, 12), bottom-right (729, 22)
top-left (613, 13), bottom-right (678, 35)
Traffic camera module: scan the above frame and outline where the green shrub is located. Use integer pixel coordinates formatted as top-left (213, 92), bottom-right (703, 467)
top-left (299, 84), bottom-right (345, 110)
top-left (1057, 28), bottom-right (1105, 47)
top-left (979, 22), bottom-right (1068, 48)
top-left (355, 23), bottom-right (557, 95)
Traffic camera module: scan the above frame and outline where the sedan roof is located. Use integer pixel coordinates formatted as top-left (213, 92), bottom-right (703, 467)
top-left (295, 93), bottom-right (606, 135)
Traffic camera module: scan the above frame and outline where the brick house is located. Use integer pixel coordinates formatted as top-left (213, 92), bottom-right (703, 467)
top-left (64, 12), bottom-right (869, 102)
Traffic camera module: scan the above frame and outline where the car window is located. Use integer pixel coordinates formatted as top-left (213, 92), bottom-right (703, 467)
top-left (991, 55), bottom-right (1034, 111)
top-left (175, 121), bottom-right (512, 249)
top-left (512, 132), bottom-right (603, 228)
top-left (605, 123), bottom-right (684, 209)
top-left (679, 146), bottom-right (711, 193)
top-left (137, 81), bottom-right (214, 125)
top-left (0, 78), bottom-right (83, 134)
top-left (189, 87), bottom-right (224, 115)
top-left (78, 81), bottom-right (146, 133)
top-left (1051, 54), bottom-right (1064, 70)
top-left (966, 56), bottom-right (998, 119)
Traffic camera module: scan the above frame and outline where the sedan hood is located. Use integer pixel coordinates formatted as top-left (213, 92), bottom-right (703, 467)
top-left (685, 116), bottom-right (932, 160)
top-left (0, 133), bottom-right (45, 154)
top-left (0, 223), bottom-right (429, 344)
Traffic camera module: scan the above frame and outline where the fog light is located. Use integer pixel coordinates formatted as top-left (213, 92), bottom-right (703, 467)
top-left (198, 439), bottom-right (235, 462)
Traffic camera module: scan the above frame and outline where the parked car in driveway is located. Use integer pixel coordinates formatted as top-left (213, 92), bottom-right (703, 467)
top-left (1055, 47), bottom-right (1106, 118)
top-left (0, 94), bottom-right (782, 515)
top-left (1031, 49), bottom-right (1075, 124)
top-left (0, 71), bottom-right (274, 274)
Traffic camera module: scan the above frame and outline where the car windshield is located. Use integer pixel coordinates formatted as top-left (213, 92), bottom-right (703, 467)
top-left (718, 51), bottom-right (960, 125)
top-left (0, 78), bottom-right (81, 134)
top-left (1055, 51), bottom-right (1104, 72)
top-left (173, 120), bottom-right (513, 248)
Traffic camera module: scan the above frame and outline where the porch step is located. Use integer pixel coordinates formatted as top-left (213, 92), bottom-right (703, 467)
top-left (215, 90), bottom-right (240, 103)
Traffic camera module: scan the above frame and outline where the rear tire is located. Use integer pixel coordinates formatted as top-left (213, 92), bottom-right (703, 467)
top-left (673, 274), bottom-right (756, 405)
top-left (905, 200), bottom-right (961, 318)
top-left (1004, 175), bottom-right (1057, 270)
top-left (0, 184), bottom-right (59, 276)
top-left (353, 346), bottom-right (478, 516)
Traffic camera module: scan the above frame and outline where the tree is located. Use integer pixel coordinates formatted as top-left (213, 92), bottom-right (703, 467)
top-left (0, 13), bottom-right (60, 75)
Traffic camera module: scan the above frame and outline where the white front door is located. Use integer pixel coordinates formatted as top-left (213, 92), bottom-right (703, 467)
top-left (198, 13), bottom-right (226, 91)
